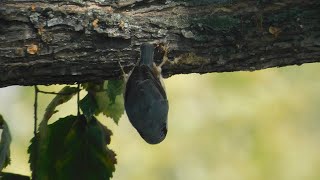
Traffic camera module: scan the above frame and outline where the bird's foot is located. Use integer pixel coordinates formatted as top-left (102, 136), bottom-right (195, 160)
top-left (153, 44), bottom-right (170, 78)
top-left (118, 61), bottom-right (129, 82)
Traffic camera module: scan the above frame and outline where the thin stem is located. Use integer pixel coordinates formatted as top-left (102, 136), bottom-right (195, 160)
top-left (32, 85), bottom-right (113, 97)
top-left (37, 89), bottom-right (79, 95)
top-left (33, 85), bottom-right (38, 180)
top-left (34, 86), bottom-right (38, 136)
top-left (118, 61), bottom-right (129, 82)
top-left (77, 84), bottom-right (80, 117)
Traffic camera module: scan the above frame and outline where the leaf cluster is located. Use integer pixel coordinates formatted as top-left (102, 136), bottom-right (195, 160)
top-left (0, 80), bottom-right (125, 179)
top-left (28, 115), bottom-right (116, 180)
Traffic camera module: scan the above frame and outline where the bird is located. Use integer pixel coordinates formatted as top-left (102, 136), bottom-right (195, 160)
top-left (122, 43), bottom-right (169, 144)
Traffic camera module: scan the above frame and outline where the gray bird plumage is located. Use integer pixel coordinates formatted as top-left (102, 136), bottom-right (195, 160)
top-left (124, 43), bottom-right (169, 144)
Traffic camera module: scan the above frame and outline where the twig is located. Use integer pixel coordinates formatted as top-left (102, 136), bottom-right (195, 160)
top-left (77, 84), bottom-right (80, 117)
top-left (37, 89), bottom-right (80, 95)
top-left (34, 86), bottom-right (38, 136)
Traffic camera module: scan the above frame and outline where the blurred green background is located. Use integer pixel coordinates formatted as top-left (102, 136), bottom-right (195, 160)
top-left (1, 63), bottom-right (320, 180)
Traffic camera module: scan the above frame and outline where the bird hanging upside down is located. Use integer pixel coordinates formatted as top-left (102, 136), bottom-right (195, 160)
top-left (121, 43), bottom-right (169, 144)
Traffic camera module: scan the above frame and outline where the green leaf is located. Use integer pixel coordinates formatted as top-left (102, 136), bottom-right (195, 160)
top-left (103, 95), bottom-right (124, 124)
top-left (81, 82), bottom-right (104, 92)
top-left (79, 93), bottom-right (98, 121)
top-left (95, 91), bottom-right (124, 124)
top-left (28, 116), bottom-right (77, 180)
top-left (81, 81), bottom-right (124, 123)
top-left (0, 114), bottom-right (11, 171)
top-left (0, 172), bottom-right (30, 180)
top-left (34, 86), bottom-right (79, 179)
top-left (28, 115), bottom-right (116, 180)
top-left (106, 80), bottom-right (124, 104)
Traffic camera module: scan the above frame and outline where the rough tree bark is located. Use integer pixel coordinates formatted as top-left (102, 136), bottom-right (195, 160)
top-left (0, 0), bottom-right (319, 88)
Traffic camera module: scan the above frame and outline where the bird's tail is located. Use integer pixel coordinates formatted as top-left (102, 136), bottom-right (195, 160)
top-left (140, 43), bottom-right (154, 68)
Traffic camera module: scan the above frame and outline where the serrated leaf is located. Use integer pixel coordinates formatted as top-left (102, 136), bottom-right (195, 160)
top-left (81, 81), bottom-right (124, 123)
top-left (34, 86), bottom-right (79, 179)
top-left (28, 115), bottom-right (116, 180)
top-left (0, 114), bottom-right (11, 171)
top-left (101, 125), bottom-right (113, 145)
top-left (79, 93), bottom-right (98, 121)
top-left (94, 91), bottom-right (124, 124)
top-left (28, 116), bottom-right (77, 180)
top-left (0, 172), bottom-right (30, 180)
top-left (106, 80), bottom-right (124, 104)
top-left (103, 95), bottom-right (124, 124)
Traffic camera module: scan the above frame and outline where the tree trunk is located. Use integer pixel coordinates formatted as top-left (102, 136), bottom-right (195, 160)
top-left (0, 0), bottom-right (319, 88)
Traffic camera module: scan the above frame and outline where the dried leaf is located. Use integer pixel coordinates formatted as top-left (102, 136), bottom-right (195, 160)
top-left (92, 19), bottom-right (99, 28)
top-left (31, 4), bottom-right (36, 12)
top-left (26, 44), bottom-right (38, 55)
top-left (269, 26), bottom-right (282, 38)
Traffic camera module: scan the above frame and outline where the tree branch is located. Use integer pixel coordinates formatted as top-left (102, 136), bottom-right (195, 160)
top-left (0, 0), bottom-right (319, 87)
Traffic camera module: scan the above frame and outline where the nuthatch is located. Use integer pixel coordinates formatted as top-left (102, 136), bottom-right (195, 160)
top-left (122, 43), bottom-right (169, 144)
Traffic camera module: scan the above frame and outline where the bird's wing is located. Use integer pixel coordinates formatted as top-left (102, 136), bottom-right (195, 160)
top-left (124, 65), bottom-right (167, 102)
